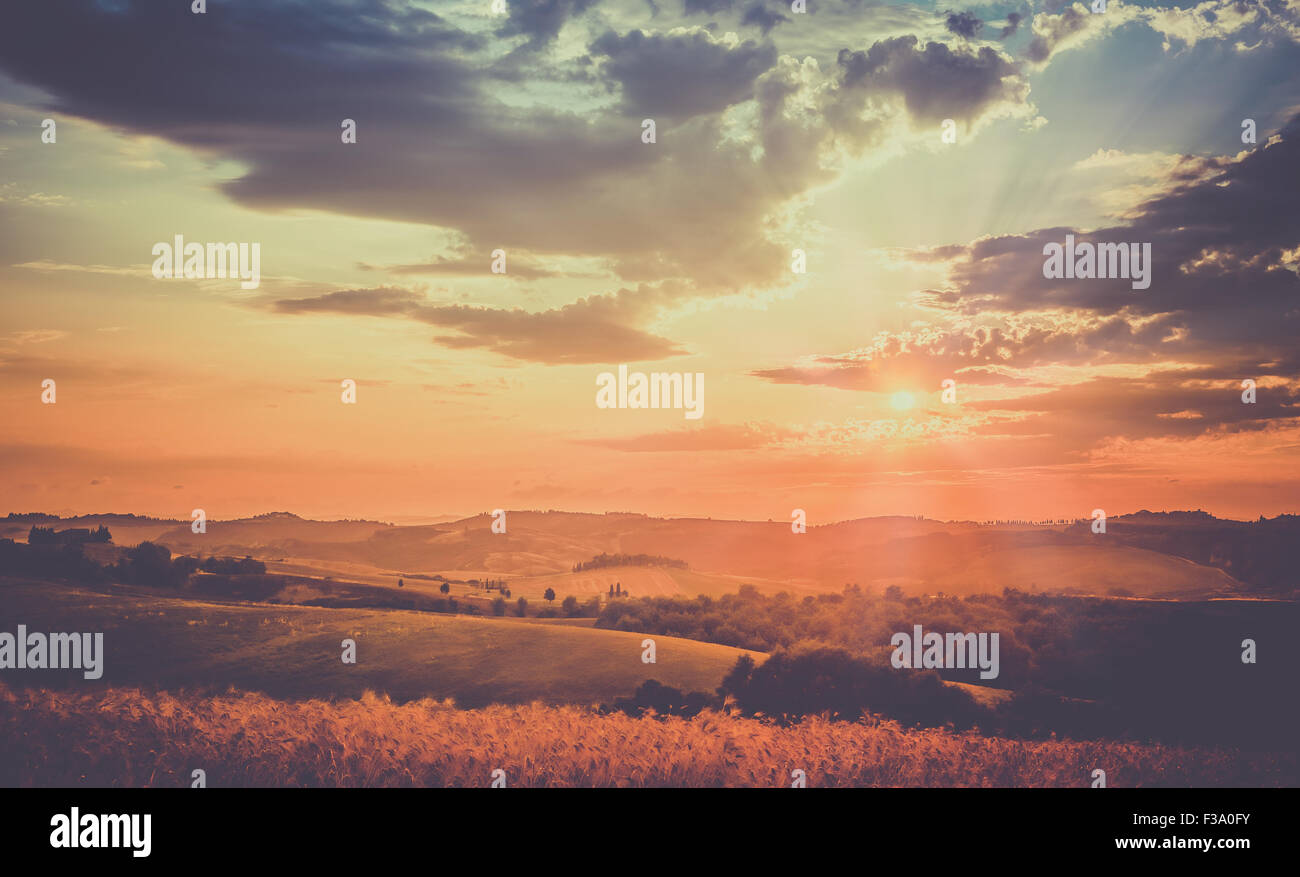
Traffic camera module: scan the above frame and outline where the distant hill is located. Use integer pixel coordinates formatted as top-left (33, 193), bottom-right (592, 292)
top-left (1067, 511), bottom-right (1300, 594)
top-left (8, 508), bottom-right (1295, 598)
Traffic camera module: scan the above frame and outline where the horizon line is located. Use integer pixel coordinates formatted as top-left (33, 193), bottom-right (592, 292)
top-left (5, 507), bottom-right (1291, 529)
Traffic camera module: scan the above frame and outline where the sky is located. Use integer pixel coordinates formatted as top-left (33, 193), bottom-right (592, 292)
top-left (0, 0), bottom-right (1298, 523)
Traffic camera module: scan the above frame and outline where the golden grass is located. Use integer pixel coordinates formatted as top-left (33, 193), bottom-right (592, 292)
top-left (1, 682), bottom-right (1291, 787)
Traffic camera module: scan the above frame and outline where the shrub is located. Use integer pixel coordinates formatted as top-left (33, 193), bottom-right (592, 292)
top-left (604, 679), bottom-right (715, 718)
top-left (117, 542), bottom-right (184, 589)
top-left (719, 645), bottom-right (987, 729)
top-left (199, 556), bottom-right (266, 575)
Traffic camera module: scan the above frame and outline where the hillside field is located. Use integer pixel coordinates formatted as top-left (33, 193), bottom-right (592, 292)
top-left (0, 578), bottom-right (762, 707)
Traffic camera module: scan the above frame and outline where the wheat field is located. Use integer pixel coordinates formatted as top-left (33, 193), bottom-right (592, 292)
top-left (1, 682), bottom-right (1291, 788)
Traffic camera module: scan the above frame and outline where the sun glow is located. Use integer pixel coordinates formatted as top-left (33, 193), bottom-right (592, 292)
top-left (890, 391), bottom-right (916, 411)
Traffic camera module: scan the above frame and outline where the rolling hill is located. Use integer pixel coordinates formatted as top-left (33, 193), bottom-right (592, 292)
top-left (0, 579), bottom-right (762, 707)
top-left (8, 507), bottom-right (1289, 600)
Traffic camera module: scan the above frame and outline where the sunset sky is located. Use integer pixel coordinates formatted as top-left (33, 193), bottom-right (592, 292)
top-left (1, 0), bottom-right (1298, 522)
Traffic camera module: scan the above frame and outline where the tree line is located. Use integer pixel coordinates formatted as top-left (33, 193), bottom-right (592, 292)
top-left (571, 553), bottom-right (686, 572)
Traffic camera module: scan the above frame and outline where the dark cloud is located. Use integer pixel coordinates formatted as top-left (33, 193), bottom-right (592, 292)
top-left (497, 0), bottom-right (598, 50)
top-left (918, 117), bottom-right (1300, 376)
top-left (590, 29), bottom-right (777, 118)
top-left (0, 1), bottom-right (483, 127)
top-left (1000, 11), bottom-right (1022, 39)
top-left (944, 11), bottom-right (984, 39)
top-left (268, 286), bottom-right (689, 364)
top-left (1025, 6), bottom-right (1090, 64)
top-left (0, 1), bottom-right (1035, 363)
top-left (741, 3), bottom-right (790, 35)
top-left (271, 287), bottom-right (426, 316)
top-left (836, 36), bottom-right (1024, 125)
top-left (964, 373), bottom-right (1300, 445)
top-left (0, 1), bottom-right (790, 292)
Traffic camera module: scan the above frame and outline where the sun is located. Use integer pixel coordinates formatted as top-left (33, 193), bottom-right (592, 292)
top-left (889, 391), bottom-right (916, 411)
